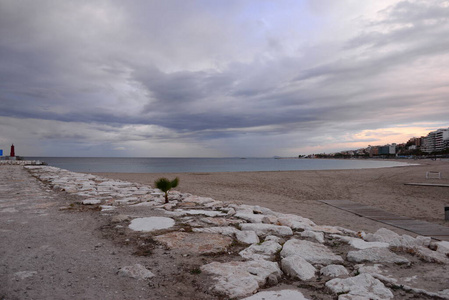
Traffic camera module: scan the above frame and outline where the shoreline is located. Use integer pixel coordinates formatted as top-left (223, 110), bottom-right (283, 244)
top-left (93, 160), bottom-right (449, 235)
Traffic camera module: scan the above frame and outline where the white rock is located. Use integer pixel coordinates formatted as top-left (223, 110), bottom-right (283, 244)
top-left (14, 271), bottom-right (37, 280)
top-left (235, 212), bottom-right (267, 223)
top-left (182, 209), bottom-right (227, 217)
top-left (202, 200), bottom-right (223, 208)
top-left (240, 223), bottom-right (293, 237)
top-left (414, 246), bottom-right (449, 264)
top-left (365, 228), bottom-right (431, 249)
top-left (100, 205), bottom-right (116, 211)
top-left (331, 234), bottom-right (389, 250)
top-left (128, 217), bottom-right (175, 232)
top-left (252, 205), bottom-right (277, 216)
top-left (347, 248), bottom-right (410, 265)
top-left (277, 214), bottom-right (315, 230)
top-left (81, 199), bottom-right (101, 205)
top-left (301, 230), bottom-right (325, 243)
top-left (239, 241), bottom-right (282, 261)
top-left (201, 260), bottom-right (282, 298)
top-left (276, 213), bottom-right (316, 226)
top-left (320, 265), bottom-right (349, 277)
top-left (183, 196), bottom-right (217, 205)
top-left (281, 239), bottom-right (344, 265)
top-left (236, 230), bottom-right (260, 244)
top-left (436, 241), bottom-right (449, 255)
top-left (192, 227), bottom-right (239, 237)
top-left (118, 264), bottom-right (155, 280)
top-left (325, 273), bottom-right (393, 299)
top-left (310, 225), bottom-right (342, 234)
top-left (281, 255), bottom-right (316, 280)
top-left (242, 289), bottom-right (310, 300)
top-left (354, 264), bottom-right (397, 284)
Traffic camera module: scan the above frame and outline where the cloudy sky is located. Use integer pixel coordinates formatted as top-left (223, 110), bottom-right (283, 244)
top-left (1, 0), bottom-right (448, 157)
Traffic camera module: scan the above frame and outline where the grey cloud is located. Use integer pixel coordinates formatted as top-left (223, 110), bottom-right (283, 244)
top-left (0, 0), bottom-right (448, 156)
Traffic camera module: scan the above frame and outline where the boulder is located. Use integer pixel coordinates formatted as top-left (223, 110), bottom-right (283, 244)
top-left (235, 213), bottom-right (267, 223)
top-left (236, 230), bottom-right (260, 244)
top-left (365, 228), bottom-right (431, 249)
top-left (436, 241), bottom-right (449, 255)
top-left (201, 260), bottom-right (282, 298)
top-left (281, 239), bottom-right (343, 265)
top-left (331, 234), bottom-right (389, 250)
top-left (240, 223), bottom-right (293, 237)
top-left (239, 241), bottom-right (282, 261)
top-left (347, 248), bottom-right (410, 265)
top-left (310, 225), bottom-right (342, 234)
top-left (301, 230), bottom-right (325, 243)
top-left (320, 265), bottom-right (349, 278)
top-left (325, 273), bottom-right (393, 299)
top-left (277, 214), bottom-right (315, 230)
top-left (281, 255), bottom-right (316, 280)
top-left (413, 246), bottom-right (449, 264)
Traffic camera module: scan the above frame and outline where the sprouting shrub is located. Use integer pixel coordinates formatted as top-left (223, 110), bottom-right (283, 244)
top-left (155, 177), bottom-right (179, 204)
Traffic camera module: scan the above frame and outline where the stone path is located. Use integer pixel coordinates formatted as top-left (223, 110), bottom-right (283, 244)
top-left (319, 200), bottom-right (449, 242)
top-left (2, 164), bottom-right (449, 300)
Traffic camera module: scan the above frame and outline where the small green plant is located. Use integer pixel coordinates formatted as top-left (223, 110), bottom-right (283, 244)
top-left (154, 177), bottom-right (179, 203)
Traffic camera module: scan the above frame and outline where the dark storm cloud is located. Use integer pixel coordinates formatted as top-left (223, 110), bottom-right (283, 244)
top-left (1, 0), bottom-right (448, 156)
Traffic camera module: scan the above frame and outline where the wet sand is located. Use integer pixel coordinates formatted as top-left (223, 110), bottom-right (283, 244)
top-left (93, 159), bottom-right (449, 235)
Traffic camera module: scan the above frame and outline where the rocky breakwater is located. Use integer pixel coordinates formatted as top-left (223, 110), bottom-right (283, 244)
top-left (25, 165), bottom-right (449, 300)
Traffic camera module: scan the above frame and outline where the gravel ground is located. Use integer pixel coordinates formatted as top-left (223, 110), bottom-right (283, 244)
top-left (0, 166), bottom-right (218, 300)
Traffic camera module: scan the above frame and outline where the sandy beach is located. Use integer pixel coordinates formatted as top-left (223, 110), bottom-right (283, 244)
top-left (3, 161), bottom-right (449, 299)
top-left (94, 159), bottom-right (449, 235)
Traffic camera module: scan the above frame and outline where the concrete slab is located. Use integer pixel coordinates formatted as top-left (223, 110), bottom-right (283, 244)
top-left (319, 200), bottom-right (449, 240)
top-left (404, 183), bottom-right (449, 187)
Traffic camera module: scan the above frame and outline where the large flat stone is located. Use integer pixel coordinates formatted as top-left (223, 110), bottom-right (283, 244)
top-left (240, 223), bottom-right (293, 237)
top-left (320, 265), bottom-right (349, 278)
top-left (128, 217), bottom-right (175, 232)
top-left (201, 260), bottom-right (282, 298)
top-left (325, 273), bottom-right (393, 299)
top-left (154, 232), bottom-right (232, 254)
top-left (281, 255), bottom-right (316, 280)
top-left (281, 239), bottom-right (343, 265)
top-left (236, 230), bottom-right (260, 244)
top-left (239, 241), bottom-right (282, 261)
top-left (347, 247), bottom-right (410, 265)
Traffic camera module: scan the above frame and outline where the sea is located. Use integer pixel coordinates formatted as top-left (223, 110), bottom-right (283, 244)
top-left (24, 157), bottom-right (414, 173)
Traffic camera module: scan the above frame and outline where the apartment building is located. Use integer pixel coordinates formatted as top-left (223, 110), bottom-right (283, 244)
top-left (421, 128), bottom-right (449, 153)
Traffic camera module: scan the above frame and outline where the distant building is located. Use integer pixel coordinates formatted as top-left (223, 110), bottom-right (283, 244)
top-left (422, 128), bottom-right (449, 153)
top-left (377, 144), bottom-right (396, 155)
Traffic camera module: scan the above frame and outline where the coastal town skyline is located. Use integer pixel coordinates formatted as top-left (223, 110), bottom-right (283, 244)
top-left (1, 1), bottom-right (449, 157)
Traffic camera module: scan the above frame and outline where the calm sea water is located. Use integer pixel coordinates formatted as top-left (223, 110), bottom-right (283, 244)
top-left (25, 157), bottom-right (413, 173)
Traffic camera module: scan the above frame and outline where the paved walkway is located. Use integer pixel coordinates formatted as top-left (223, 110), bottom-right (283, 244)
top-left (319, 200), bottom-right (449, 242)
top-left (0, 166), bottom-right (152, 300)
